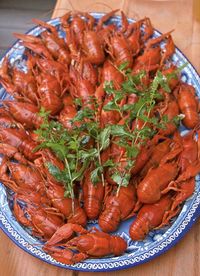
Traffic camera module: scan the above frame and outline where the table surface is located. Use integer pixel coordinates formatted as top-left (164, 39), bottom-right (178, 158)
top-left (1, 1), bottom-right (200, 275)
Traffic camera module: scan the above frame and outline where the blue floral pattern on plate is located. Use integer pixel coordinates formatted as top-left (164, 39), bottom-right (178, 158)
top-left (0, 13), bottom-right (200, 272)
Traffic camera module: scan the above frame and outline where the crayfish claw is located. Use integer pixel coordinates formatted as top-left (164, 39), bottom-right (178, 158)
top-left (43, 246), bottom-right (75, 265)
top-left (72, 252), bottom-right (88, 263)
top-left (45, 223), bottom-right (88, 246)
top-left (0, 143), bottom-right (28, 164)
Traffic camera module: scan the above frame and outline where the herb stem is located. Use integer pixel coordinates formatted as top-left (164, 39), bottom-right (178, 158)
top-left (64, 157), bottom-right (75, 214)
top-left (133, 74), bottom-right (158, 146)
top-left (97, 140), bottom-right (105, 186)
top-left (113, 94), bottom-right (132, 133)
top-left (116, 171), bottom-right (126, 196)
top-left (94, 101), bottom-right (106, 187)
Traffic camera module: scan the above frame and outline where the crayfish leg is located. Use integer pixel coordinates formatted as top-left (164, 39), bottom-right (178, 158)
top-left (160, 145), bottom-right (182, 165)
top-left (0, 157), bottom-right (8, 176)
top-left (0, 157), bottom-right (19, 192)
top-left (13, 197), bottom-right (32, 227)
top-left (161, 181), bottom-right (180, 195)
top-left (155, 206), bottom-right (180, 229)
top-left (177, 162), bottom-right (200, 182)
top-left (171, 178), bottom-right (195, 212)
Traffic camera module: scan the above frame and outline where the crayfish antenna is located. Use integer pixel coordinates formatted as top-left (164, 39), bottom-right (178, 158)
top-left (13, 33), bottom-right (41, 43)
top-left (145, 29), bottom-right (175, 49)
top-left (32, 18), bottom-right (57, 34)
top-left (96, 9), bottom-right (119, 31)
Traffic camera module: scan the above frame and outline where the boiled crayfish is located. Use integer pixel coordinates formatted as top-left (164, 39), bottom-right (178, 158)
top-left (43, 223), bottom-right (127, 264)
top-left (0, 10), bottom-right (199, 265)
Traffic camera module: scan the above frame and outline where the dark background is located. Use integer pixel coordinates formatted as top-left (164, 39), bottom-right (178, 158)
top-left (0, 0), bottom-right (56, 57)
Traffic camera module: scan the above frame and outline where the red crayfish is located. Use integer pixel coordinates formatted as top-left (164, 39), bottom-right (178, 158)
top-left (43, 223), bottom-right (127, 264)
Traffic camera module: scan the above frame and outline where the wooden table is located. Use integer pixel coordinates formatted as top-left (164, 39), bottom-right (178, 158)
top-left (1, 1), bottom-right (200, 275)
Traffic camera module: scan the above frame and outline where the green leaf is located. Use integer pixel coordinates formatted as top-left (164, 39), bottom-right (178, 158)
top-left (103, 81), bottom-right (115, 94)
top-left (114, 91), bottom-right (124, 103)
top-left (84, 121), bottom-right (99, 139)
top-left (46, 163), bottom-right (68, 183)
top-left (74, 97), bottom-right (82, 107)
top-left (44, 142), bottom-right (67, 159)
top-left (111, 125), bottom-right (133, 138)
top-left (103, 159), bottom-right (115, 168)
top-left (80, 135), bottom-right (91, 145)
top-left (162, 114), bottom-right (170, 123)
top-left (111, 171), bottom-right (130, 187)
top-left (64, 190), bottom-right (71, 198)
top-left (126, 145), bottom-right (140, 159)
top-left (118, 61), bottom-right (129, 71)
top-left (46, 162), bottom-right (60, 176)
top-left (172, 114), bottom-right (185, 127)
top-left (68, 140), bottom-right (79, 151)
top-left (138, 113), bottom-right (152, 123)
top-left (79, 148), bottom-right (98, 160)
top-left (99, 126), bottom-right (111, 151)
top-left (125, 159), bottom-right (136, 170)
top-left (122, 80), bottom-right (138, 94)
top-left (72, 159), bottom-right (90, 181)
top-left (131, 70), bottom-right (146, 84)
top-left (130, 98), bottom-right (146, 115)
top-left (38, 107), bottom-right (50, 118)
top-left (90, 166), bottom-right (103, 184)
top-left (153, 91), bottom-right (164, 100)
top-left (150, 71), bottom-right (172, 94)
top-left (136, 126), bottom-right (154, 139)
top-left (121, 103), bottom-right (136, 112)
top-left (103, 100), bottom-right (119, 111)
top-left (160, 81), bottom-right (171, 93)
top-left (72, 107), bottom-right (95, 122)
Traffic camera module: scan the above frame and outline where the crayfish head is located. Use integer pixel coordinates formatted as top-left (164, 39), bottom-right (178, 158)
top-left (67, 234), bottom-right (93, 253)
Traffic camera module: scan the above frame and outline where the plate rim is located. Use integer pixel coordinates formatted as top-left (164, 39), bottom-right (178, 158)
top-left (1, 196), bottom-right (200, 272)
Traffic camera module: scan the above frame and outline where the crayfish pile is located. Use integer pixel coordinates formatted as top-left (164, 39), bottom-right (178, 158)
top-left (0, 10), bottom-right (199, 265)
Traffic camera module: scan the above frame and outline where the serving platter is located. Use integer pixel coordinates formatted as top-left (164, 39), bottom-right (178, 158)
top-left (0, 13), bottom-right (200, 272)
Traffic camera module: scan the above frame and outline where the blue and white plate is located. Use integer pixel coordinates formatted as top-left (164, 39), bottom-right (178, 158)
top-left (0, 13), bottom-right (200, 272)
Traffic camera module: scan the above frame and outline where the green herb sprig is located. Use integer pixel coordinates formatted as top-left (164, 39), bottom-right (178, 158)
top-left (34, 108), bottom-right (90, 200)
top-left (101, 63), bottom-right (182, 191)
top-left (71, 97), bottom-right (112, 185)
top-left (35, 61), bottom-right (184, 196)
